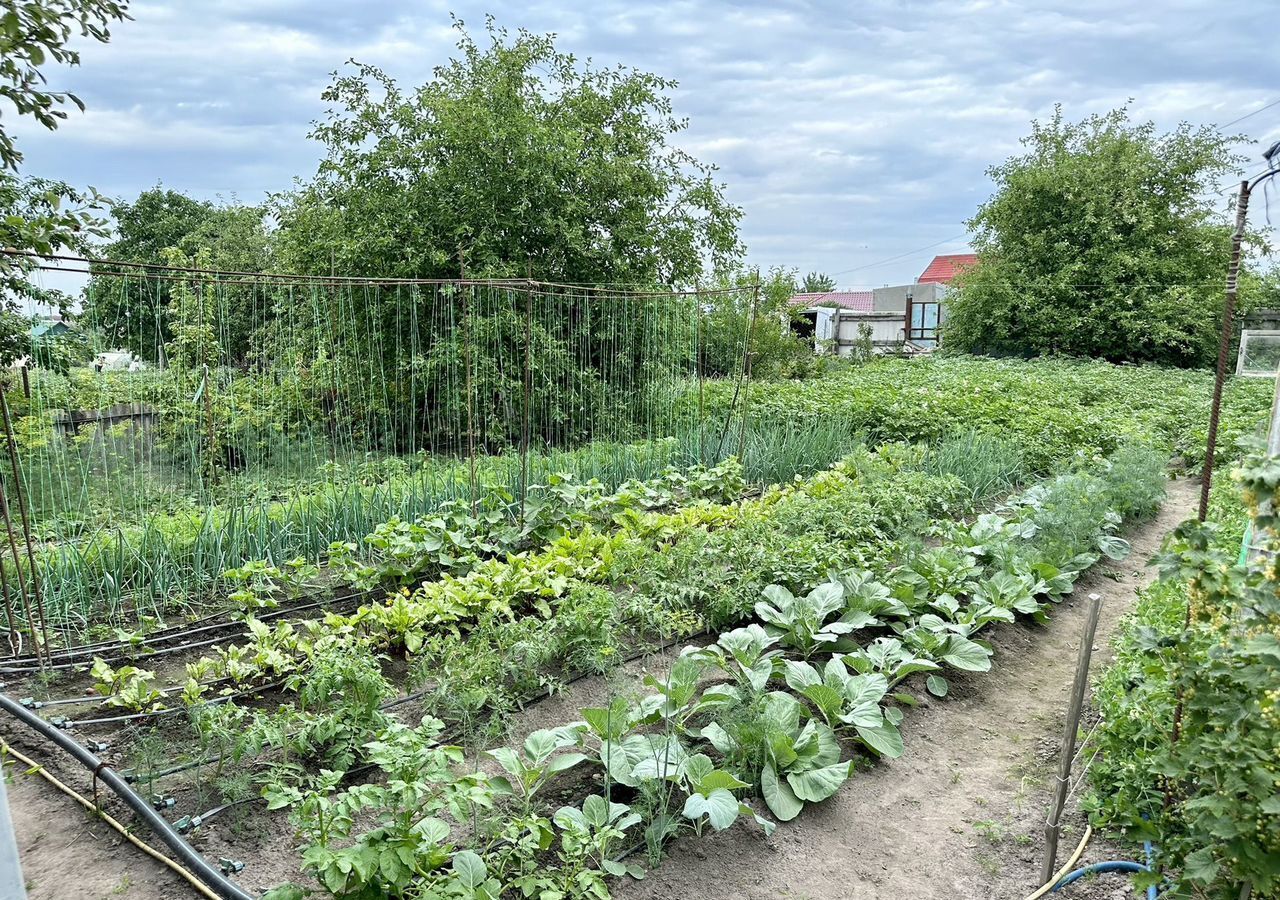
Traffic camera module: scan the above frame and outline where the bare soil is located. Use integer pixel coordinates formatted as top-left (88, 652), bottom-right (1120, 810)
top-left (3, 476), bottom-right (1197, 900)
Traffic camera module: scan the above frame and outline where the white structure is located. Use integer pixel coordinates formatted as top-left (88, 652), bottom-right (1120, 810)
top-left (788, 282), bottom-right (950, 356)
top-left (1236, 330), bottom-right (1280, 377)
top-left (94, 351), bottom-right (145, 372)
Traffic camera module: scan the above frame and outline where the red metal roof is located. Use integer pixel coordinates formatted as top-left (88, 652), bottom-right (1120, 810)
top-left (788, 291), bottom-right (874, 311)
top-left (917, 253), bottom-right (978, 284)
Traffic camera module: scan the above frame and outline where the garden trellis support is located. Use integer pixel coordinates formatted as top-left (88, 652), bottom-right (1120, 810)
top-left (1201, 163), bottom-right (1280, 521)
top-left (0, 252), bottom-right (750, 647)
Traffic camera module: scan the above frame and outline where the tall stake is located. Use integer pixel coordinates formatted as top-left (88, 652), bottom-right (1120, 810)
top-left (1200, 179), bottom-right (1251, 521)
top-left (0, 550), bottom-right (18, 656)
top-left (520, 265), bottom-right (534, 523)
top-left (460, 250), bottom-right (478, 514)
top-left (1040, 592), bottom-right (1103, 883)
top-left (737, 274), bottom-right (760, 459)
top-left (0, 478), bottom-right (42, 668)
top-left (0, 379), bottom-right (48, 665)
top-left (695, 280), bottom-right (705, 462)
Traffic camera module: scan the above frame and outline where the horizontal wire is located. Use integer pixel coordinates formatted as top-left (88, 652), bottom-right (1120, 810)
top-left (4, 250), bottom-right (755, 297)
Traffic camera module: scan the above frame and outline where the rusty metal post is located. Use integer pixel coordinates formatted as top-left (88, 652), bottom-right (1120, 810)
top-left (737, 274), bottom-right (760, 459)
top-left (0, 380), bottom-right (48, 665)
top-left (520, 265), bottom-right (534, 523)
top-left (1200, 180), bottom-right (1251, 521)
top-left (0, 551), bottom-right (19, 656)
top-left (0, 478), bottom-right (42, 668)
top-left (460, 250), bottom-right (478, 514)
top-left (695, 280), bottom-right (705, 462)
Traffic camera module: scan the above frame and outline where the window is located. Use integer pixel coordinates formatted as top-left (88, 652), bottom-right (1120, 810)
top-left (908, 300), bottom-right (939, 347)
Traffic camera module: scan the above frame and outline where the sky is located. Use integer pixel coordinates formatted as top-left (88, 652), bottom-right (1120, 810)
top-left (13, 0), bottom-right (1280, 291)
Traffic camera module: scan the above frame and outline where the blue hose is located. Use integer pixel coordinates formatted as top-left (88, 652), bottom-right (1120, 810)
top-left (1143, 839), bottom-right (1158, 900)
top-left (1053, 860), bottom-right (1149, 889)
top-left (1053, 813), bottom-right (1161, 897)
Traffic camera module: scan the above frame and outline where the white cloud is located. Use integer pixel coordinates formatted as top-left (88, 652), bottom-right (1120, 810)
top-left (11, 0), bottom-right (1279, 285)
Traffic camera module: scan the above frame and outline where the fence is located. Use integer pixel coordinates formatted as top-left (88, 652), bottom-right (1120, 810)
top-left (1, 255), bottom-right (760, 655)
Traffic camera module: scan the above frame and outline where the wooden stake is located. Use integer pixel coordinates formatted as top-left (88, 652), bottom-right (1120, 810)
top-left (1040, 592), bottom-right (1103, 884)
top-left (520, 263), bottom-right (534, 523)
top-left (460, 249), bottom-right (477, 514)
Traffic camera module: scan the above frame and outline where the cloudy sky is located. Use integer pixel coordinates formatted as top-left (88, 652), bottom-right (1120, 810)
top-left (14, 0), bottom-right (1280, 288)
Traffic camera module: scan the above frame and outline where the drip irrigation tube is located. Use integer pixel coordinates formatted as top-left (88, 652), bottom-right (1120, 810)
top-left (4, 588), bottom-right (359, 667)
top-left (0, 595), bottom-right (365, 675)
top-left (0, 692), bottom-right (253, 900)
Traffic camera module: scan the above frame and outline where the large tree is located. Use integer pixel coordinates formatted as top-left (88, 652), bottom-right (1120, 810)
top-left (0, 0), bottom-right (130, 364)
top-left (944, 107), bottom-right (1245, 368)
top-left (272, 17), bottom-right (741, 284)
top-left (82, 187), bottom-right (270, 362)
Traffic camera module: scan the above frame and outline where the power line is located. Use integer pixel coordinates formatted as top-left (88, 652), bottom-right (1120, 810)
top-left (825, 233), bottom-right (969, 279)
top-left (1220, 97), bottom-right (1280, 130)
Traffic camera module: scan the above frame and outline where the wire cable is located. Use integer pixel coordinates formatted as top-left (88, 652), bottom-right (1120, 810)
top-left (1220, 98), bottom-right (1280, 130)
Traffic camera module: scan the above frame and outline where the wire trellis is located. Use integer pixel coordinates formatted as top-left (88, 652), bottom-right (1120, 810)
top-left (1, 255), bottom-right (759, 653)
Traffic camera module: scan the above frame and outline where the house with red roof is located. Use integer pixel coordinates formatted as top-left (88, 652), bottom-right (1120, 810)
top-left (917, 253), bottom-right (978, 285)
top-left (786, 291), bottom-right (874, 312)
top-left (786, 252), bottom-right (977, 356)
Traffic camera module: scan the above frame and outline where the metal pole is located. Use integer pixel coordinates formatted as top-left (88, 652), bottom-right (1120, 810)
top-left (460, 249), bottom-right (477, 514)
top-left (0, 768), bottom-right (25, 900)
top-left (737, 274), bottom-right (760, 459)
top-left (695, 280), bottom-right (705, 462)
top-left (1040, 592), bottom-right (1103, 884)
top-left (0, 382), bottom-right (47, 663)
top-left (1200, 180), bottom-right (1251, 521)
top-left (520, 265), bottom-right (534, 523)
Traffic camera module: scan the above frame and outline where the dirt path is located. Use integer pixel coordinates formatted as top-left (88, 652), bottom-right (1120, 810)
top-left (4, 762), bottom-right (190, 900)
top-left (616, 476), bottom-right (1198, 900)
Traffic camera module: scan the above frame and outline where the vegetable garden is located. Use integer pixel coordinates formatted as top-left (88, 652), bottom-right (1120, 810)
top-left (1, 265), bottom-right (1276, 900)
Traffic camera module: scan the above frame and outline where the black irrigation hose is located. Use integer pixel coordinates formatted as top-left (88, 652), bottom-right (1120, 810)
top-left (0, 692), bottom-right (255, 900)
top-left (66, 679), bottom-right (288, 728)
top-left (0, 595), bottom-right (366, 675)
top-left (5, 588), bottom-right (360, 667)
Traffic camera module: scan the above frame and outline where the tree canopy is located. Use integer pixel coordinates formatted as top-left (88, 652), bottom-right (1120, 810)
top-left (943, 106), bottom-right (1246, 368)
top-left (83, 187), bottom-right (270, 362)
top-left (0, 0), bottom-right (130, 364)
top-left (272, 17), bottom-right (741, 284)
top-left (800, 271), bottom-right (836, 293)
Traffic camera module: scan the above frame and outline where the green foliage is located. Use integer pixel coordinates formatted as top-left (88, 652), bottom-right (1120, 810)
top-left (269, 718), bottom-right (497, 899)
top-left (699, 265), bottom-right (829, 380)
top-left (89, 657), bottom-right (163, 711)
top-left (944, 106), bottom-right (1245, 367)
top-left (0, 0), bottom-right (128, 362)
top-left (704, 355), bottom-right (1272, 475)
top-left (800, 272), bottom-right (836, 293)
top-left (0, 0), bottom-right (130, 170)
top-left (84, 188), bottom-right (271, 363)
top-left (274, 17), bottom-right (739, 284)
top-left (234, 434), bottom-right (1160, 899)
top-left (1088, 459), bottom-right (1279, 898)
